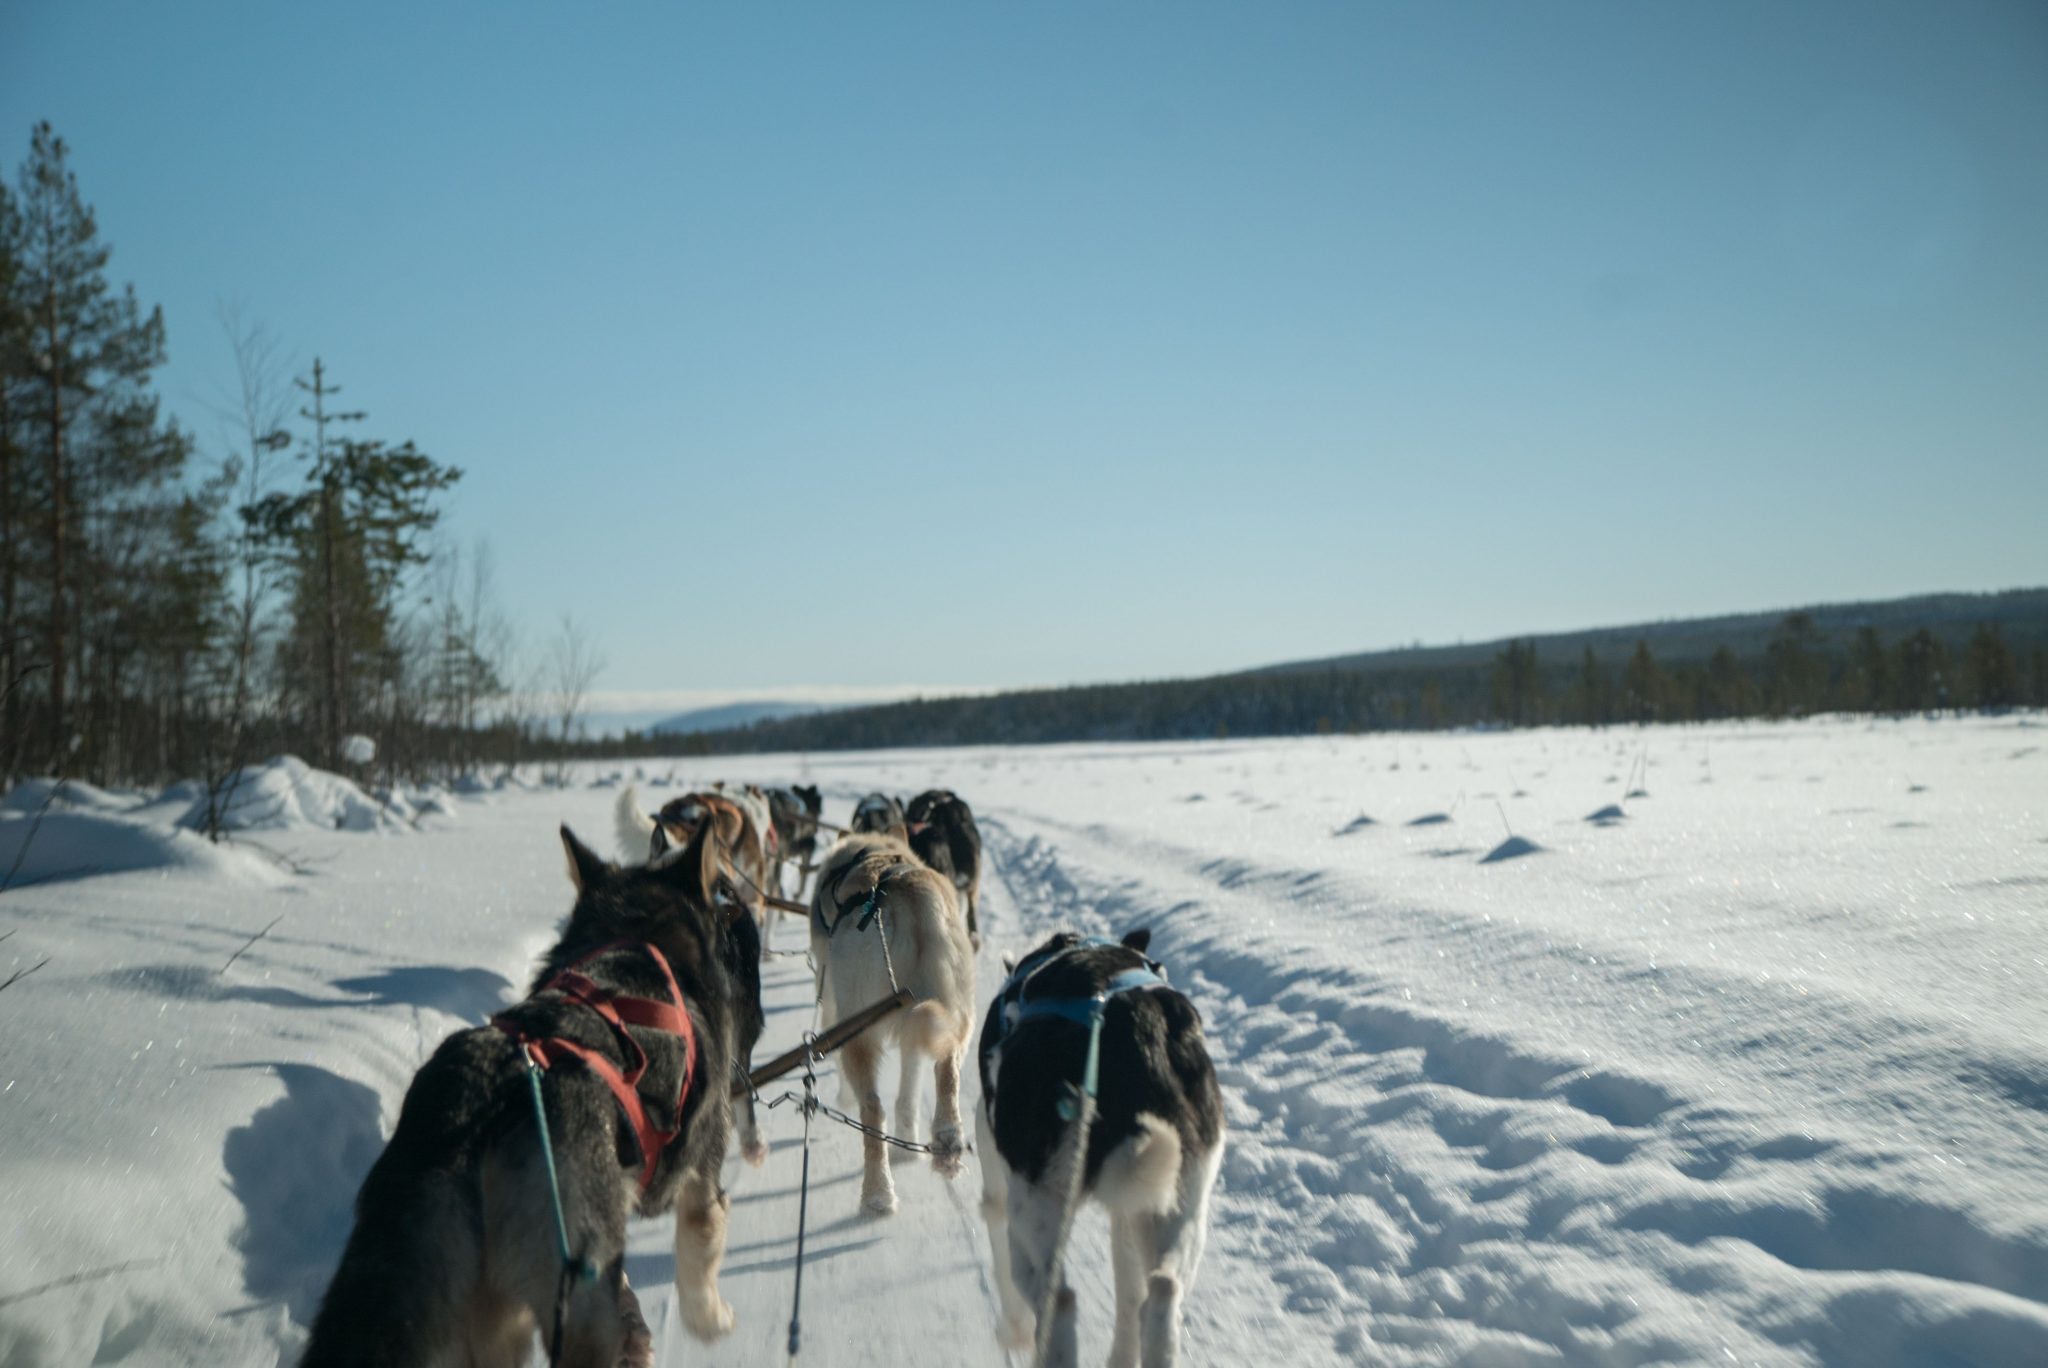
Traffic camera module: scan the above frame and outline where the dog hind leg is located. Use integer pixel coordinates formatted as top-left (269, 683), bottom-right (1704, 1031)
top-left (1138, 1141), bottom-right (1222, 1368)
top-left (976, 1106), bottom-right (1034, 1348)
top-left (928, 1045), bottom-right (966, 1178)
top-left (1108, 1209), bottom-right (1146, 1368)
top-left (892, 1038), bottom-right (922, 1160)
top-left (1006, 1178), bottom-right (1079, 1368)
top-left (841, 1037), bottom-right (898, 1214)
top-left (672, 1169), bottom-right (736, 1340)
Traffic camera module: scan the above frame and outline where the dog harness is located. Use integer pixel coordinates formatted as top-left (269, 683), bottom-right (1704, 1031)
top-left (985, 938), bottom-right (1170, 1125)
top-left (997, 938), bottom-right (1168, 1034)
top-left (818, 858), bottom-right (914, 937)
top-left (494, 940), bottom-right (699, 1194)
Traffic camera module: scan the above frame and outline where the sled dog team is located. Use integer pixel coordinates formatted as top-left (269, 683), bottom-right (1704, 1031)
top-left (300, 782), bottom-right (1224, 1368)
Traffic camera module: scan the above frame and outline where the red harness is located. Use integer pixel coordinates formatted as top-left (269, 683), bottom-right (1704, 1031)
top-left (495, 941), bottom-right (698, 1193)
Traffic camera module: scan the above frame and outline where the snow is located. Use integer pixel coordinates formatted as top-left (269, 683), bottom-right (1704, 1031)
top-left (2, 717), bottom-right (2045, 1366)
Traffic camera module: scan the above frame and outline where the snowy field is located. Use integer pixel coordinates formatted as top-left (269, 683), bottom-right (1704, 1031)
top-left (2, 716), bottom-right (2045, 1367)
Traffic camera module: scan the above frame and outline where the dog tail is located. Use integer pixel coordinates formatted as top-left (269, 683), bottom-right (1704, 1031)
top-left (1095, 1113), bottom-right (1183, 1216)
top-left (615, 784), bottom-right (656, 864)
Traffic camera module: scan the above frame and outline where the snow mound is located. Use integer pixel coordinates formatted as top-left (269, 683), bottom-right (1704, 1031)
top-left (176, 756), bottom-right (412, 834)
top-left (1479, 834), bottom-right (1545, 863)
top-left (0, 777), bottom-right (138, 815)
top-left (0, 810), bottom-right (282, 886)
top-left (1586, 802), bottom-right (1628, 824)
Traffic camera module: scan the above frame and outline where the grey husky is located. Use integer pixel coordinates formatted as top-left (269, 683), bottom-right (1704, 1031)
top-left (300, 820), bottom-right (748, 1367)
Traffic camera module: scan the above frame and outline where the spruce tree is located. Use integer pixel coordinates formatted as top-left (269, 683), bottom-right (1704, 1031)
top-left (1764, 613), bottom-right (1827, 717)
top-left (1962, 623), bottom-right (2018, 710)
top-left (246, 361), bottom-right (460, 768)
top-left (10, 122), bottom-right (191, 773)
top-left (1621, 639), bottom-right (1667, 723)
top-left (1847, 626), bottom-right (1890, 714)
top-left (1894, 628), bottom-right (1949, 713)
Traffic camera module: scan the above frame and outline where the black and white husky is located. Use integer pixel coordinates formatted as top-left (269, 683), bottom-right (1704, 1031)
top-left (302, 822), bottom-right (750, 1367)
top-left (905, 787), bottom-right (984, 950)
top-left (976, 930), bottom-right (1224, 1368)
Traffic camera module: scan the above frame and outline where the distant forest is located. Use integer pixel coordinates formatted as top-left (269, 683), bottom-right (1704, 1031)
top-left (0, 124), bottom-right (595, 813)
top-left (595, 590), bottom-right (2048, 758)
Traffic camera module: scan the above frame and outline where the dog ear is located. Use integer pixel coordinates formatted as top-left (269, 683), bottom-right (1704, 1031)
top-left (1120, 928), bottom-right (1152, 954)
top-left (561, 825), bottom-right (610, 893)
top-left (667, 809), bottom-right (722, 907)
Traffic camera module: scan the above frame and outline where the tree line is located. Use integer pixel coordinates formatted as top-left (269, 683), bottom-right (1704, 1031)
top-left (0, 123), bottom-right (598, 818)
top-left (585, 608), bottom-right (2046, 759)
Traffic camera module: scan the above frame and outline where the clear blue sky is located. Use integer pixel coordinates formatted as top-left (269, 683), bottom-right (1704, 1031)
top-left (4, 1), bottom-right (2044, 709)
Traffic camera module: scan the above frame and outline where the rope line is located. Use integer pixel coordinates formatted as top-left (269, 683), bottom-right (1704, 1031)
top-left (784, 1032), bottom-right (820, 1364)
top-left (520, 1050), bottom-right (598, 1367)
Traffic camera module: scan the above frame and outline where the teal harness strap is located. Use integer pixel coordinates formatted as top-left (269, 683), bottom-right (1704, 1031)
top-left (522, 1050), bottom-right (600, 1283)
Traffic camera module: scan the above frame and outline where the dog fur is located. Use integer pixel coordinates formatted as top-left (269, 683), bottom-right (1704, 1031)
top-left (766, 783), bottom-right (824, 897)
top-left (808, 832), bottom-right (976, 1215)
top-left (848, 791), bottom-right (907, 841)
top-left (615, 785), bottom-right (771, 922)
top-left (975, 930), bottom-right (1225, 1368)
top-left (300, 822), bottom-right (747, 1367)
top-left (905, 788), bottom-right (984, 951)
top-left (611, 783), bottom-right (770, 1167)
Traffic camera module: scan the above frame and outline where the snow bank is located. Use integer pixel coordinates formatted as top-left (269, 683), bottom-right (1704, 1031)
top-left (174, 755), bottom-right (412, 834)
top-left (0, 809), bottom-right (281, 886)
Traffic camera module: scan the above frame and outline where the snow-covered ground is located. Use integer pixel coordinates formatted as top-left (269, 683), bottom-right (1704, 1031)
top-left (1, 717), bottom-right (2044, 1366)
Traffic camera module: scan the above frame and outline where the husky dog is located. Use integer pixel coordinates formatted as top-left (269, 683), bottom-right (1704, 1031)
top-left (976, 931), bottom-right (1224, 1368)
top-left (905, 788), bottom-right (984, 950)
top-left (611, 784), bottom-right (771, 1167)
top-left (766, 783), bottom-right (824, 896)
top-left (301, 822), bottom-right (746, 1368)
top-left (615, 786), bottom-right (771, 918)
top-left (848, 791), bottom-right (907, 840)
top-left (809, 832), bottom-right (976, 1214)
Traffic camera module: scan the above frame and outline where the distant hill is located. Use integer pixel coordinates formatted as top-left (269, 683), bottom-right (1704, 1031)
top-left (592, 587), bottom-right (2047, 756)
top-left (649, 700), bottom-right (826, 736)
top-left (1254, 588), bottom-right (2048, 677)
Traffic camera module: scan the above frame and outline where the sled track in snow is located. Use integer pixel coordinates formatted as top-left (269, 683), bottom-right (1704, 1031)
top-left (977, 811), bottom-right (2048, 1367)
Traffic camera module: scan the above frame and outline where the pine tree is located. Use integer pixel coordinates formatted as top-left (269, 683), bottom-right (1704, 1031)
top-left (247, 360), bottom-right (460, 768)
top-left (1621, 639), bottom-right (1667, 723)
top-left (1846, 626), bottom-right (1890, 714)
top-left (1894, 628), bottom-right (1949, 713)
top-left (1962, 623), bottom-right (2018, 710)
top-left (1764, 613), bottom-right (1827, 717)
top-left (1572, 646), bottom-right (1612, 726)
top-left (0, 173), bottom-right (28, 778)
top-left (9, 123), bottom-right (193, 774)
top-left (1491, 639), bottom-right (1542, 727)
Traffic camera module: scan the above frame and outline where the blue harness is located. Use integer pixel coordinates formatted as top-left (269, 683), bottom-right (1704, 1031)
top-left (991, 940), bottom-right (1168, 1118)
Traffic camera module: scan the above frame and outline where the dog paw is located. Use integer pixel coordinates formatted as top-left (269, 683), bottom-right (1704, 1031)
top-left (617, 1280), bottom-right (655, 1368)
top-left (929, 1127), bottom-right (966, 1179)
top-left (741, 1133), bottom-right (769, 1167)
top-left (861, 1187), bottom-right (899, 1217)
top-left (680, 1295), bottom-right (736, 1342)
